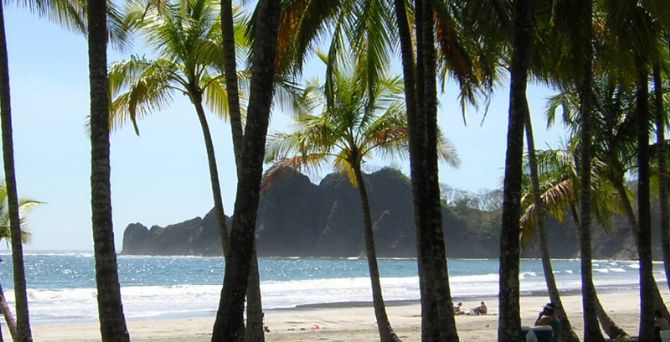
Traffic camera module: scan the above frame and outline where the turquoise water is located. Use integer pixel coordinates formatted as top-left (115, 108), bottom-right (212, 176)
top-left (0, 252), bottom-right (653, 323)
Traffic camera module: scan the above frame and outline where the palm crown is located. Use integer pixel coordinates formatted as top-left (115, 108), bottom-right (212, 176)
top-left (108, 0), bottom-right (248, 133)
top-left (266, 54), bottom-right (459, 186)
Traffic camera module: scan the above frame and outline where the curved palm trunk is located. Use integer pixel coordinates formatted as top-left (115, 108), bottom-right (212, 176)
top-left (220, 2), bottom-right (265, 339)
top-left (0, 4), bottom-right (31, 342)
top-left (635, 67), bottom-right (655, 341)
top-left (524, 114), bottom-right (579, 342)
top-left (0, 283), bottom-right (16, 341)
top-left (221, 3), bottom-right (265, 338)
top-left (570, 205), bottom-right (629, 339)
top-left (352, 165), bottom-right (401, 342)
top-left (498, 0), bottom-right (531, 340)
top-left (87, 0), bottom-right (130, 340)
top-left (192, 97), bottom-right (231, 258)
top-left (193, 95), bottom-right (266, 341)
top-left (211, 1), bottom-right (280, 340)
top-left (594, 297), bottom-right (627, 339)
top-left (653, 62), bottom-right (670, 290)
top-left (613, 179), bottom-right (670, 320)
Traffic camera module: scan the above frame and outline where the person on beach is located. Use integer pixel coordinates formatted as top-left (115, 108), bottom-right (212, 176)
top-left (535, 303), bottom-right (560, 342)
top-left (453, 302), bottom-right (464, 315)
top-left (654, 310), bottom-right (670, 342)
top-left (471, 301), bottom-right (487, 315)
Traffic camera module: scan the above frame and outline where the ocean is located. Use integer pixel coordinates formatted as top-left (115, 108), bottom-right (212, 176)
top-left (0, 252), bottom-right (657, 324)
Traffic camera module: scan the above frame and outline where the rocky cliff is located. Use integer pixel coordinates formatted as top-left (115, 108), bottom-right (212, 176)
top-left (121, 167), bottom-right (651, 259)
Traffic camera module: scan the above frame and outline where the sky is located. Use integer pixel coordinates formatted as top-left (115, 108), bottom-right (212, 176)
top-left (2, 7), bottom-right (568, 251)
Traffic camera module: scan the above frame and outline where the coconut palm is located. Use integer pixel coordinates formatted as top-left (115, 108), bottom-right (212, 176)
top-left (274, 1), bottom-right (496, 338)
top-left (0, 0), bottom-right (77, 337)
top-left (521, 116), bottom-right (580, 342)
top-left (110, 0), bottom-right (246, 259)
top-left (653, 57), bottom-right (670, 290)
top-left (520, 144), bottom-right (632, 339)
top-left (0, 182), bottom-right (40, 341)
top-left (211, 0), bottom-right (280, 339)
top-left (548, 70), bottom-right (670, 331)
top-left (88, 0), bottom-right (130, 339)
top-left (266, 57), bottom-right (457, 342)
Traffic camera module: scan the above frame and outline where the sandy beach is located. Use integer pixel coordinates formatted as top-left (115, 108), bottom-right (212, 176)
top-left (22, 288), bottom-right (660, 341)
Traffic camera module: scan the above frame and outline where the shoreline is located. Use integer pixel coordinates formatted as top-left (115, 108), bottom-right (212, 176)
top-left (21, 288), bottom-right (661, 341)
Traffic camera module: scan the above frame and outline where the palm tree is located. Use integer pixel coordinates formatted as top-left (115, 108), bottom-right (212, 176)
top-left (600, 3), bottom-right (669, 338)
top-left (548, 71), bottom-right (670, 329)
top-left (266, 57), bottom-right (457, 341)
top-left (110, 0), bottom-right (243, 264)
top-left (495, 0), bottom-right (531, 340)
top-left (0, 10), bottom-right (27, 341)
top-left (521, 116), bottom-right (580, 342)
top-left (0, 183), bottom-right (40, 341)
top-left (211, 0), bottom-right (281, 339)
top-left (519, 145), bottom-right (631, 339)
top-left (544, 1), bottom-right (602, 339)
top-left (219, 1), bottom-right (265, 339)
top-left (275, 1), bottom-right (495, 338)
top-left (88, 0), bottom-right (130, 339)
top-left (653, 57), bottom-right (670, 290)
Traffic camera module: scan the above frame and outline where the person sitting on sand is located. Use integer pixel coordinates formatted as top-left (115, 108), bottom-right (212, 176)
top-left (654, 310), bottom-right (670, 342)
top-left (535, 303), bottom-right (560, 342)
top-left (453, 302), bottom-right (464, 315)
top-left (471, 301), bottom-right (487, 315)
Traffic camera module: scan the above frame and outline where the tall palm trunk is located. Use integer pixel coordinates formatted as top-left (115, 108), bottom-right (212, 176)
top-left (191, 95), bottom-right (230, 257)
top-left (653, 62), bottom-right (670, 290)
top-left (219, 3), bottom-right (265, 339)
top-left (0, 3), bottom-right (31, 341)
top-left (244, 248), bottom-right (264, 342)
top-left (0, 283), bottom-right (16, 341)
top-left (88, 0), bottom-right (130, 340)
top-left (393, 1), bottom-right (441, 339)
top-left (524, 113), bottom-right (579, 342)
top-left (211, 0), bottom-right (280, 340)
top-left (220, 0), bottom-right (244, 169)
top-left (352, 164), bottom-right (400, 342)
top-left (570, 206), bottom-right (629, 339)
top-left (498, 0), bottom-right (531, 340)
top-left (575, 1), bottom-right (603, 341)
top-left (635, 66), bottom-right (654, 341)
top-left (413, 0), bottom-right (459, 340)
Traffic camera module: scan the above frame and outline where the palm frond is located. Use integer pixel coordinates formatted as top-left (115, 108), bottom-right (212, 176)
top-left (109, 57), bottom-right (179, 134)
top-left (201, 74), bottom-right (230, 118)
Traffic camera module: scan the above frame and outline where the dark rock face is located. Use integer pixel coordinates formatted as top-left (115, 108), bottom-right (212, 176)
top-left (121, 168), bottom-right (646, 259)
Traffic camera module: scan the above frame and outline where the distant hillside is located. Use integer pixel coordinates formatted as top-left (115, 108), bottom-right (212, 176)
top-left (121, 167), bottom-right (654, 259)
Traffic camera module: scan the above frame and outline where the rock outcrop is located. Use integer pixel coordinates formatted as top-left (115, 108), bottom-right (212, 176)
top-left (121, 167), bottom-right (650, 259)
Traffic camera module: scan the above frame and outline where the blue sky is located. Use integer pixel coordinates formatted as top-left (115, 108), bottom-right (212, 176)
top-left (3, 7), bottom-right (568, 251)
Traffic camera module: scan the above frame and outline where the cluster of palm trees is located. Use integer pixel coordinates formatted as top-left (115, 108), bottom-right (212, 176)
top-left (0, 0), bottom-right (668, 341)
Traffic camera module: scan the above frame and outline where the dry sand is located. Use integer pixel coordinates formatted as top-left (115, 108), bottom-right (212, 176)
top-left (25, 289), bottom-right (660, 341)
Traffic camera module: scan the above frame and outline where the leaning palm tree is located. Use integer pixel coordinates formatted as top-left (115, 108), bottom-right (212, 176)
top-left (521, 116), bottom-right (580, 342)
top-left (109, 0), bottom-right (245, 259)
top-left (265, 57), bottom-right (458, 342)
top-left (520, 147), bottom-right (635, 340)
top-left (0, 182), bottom-right (40, 341)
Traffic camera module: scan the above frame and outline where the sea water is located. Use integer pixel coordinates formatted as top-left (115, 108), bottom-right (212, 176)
top-left (0, 252), bottom-right (657, 324)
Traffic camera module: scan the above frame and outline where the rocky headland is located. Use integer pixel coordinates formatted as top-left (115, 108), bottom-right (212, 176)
top-left (121, 167), bottom-right (649, 259)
